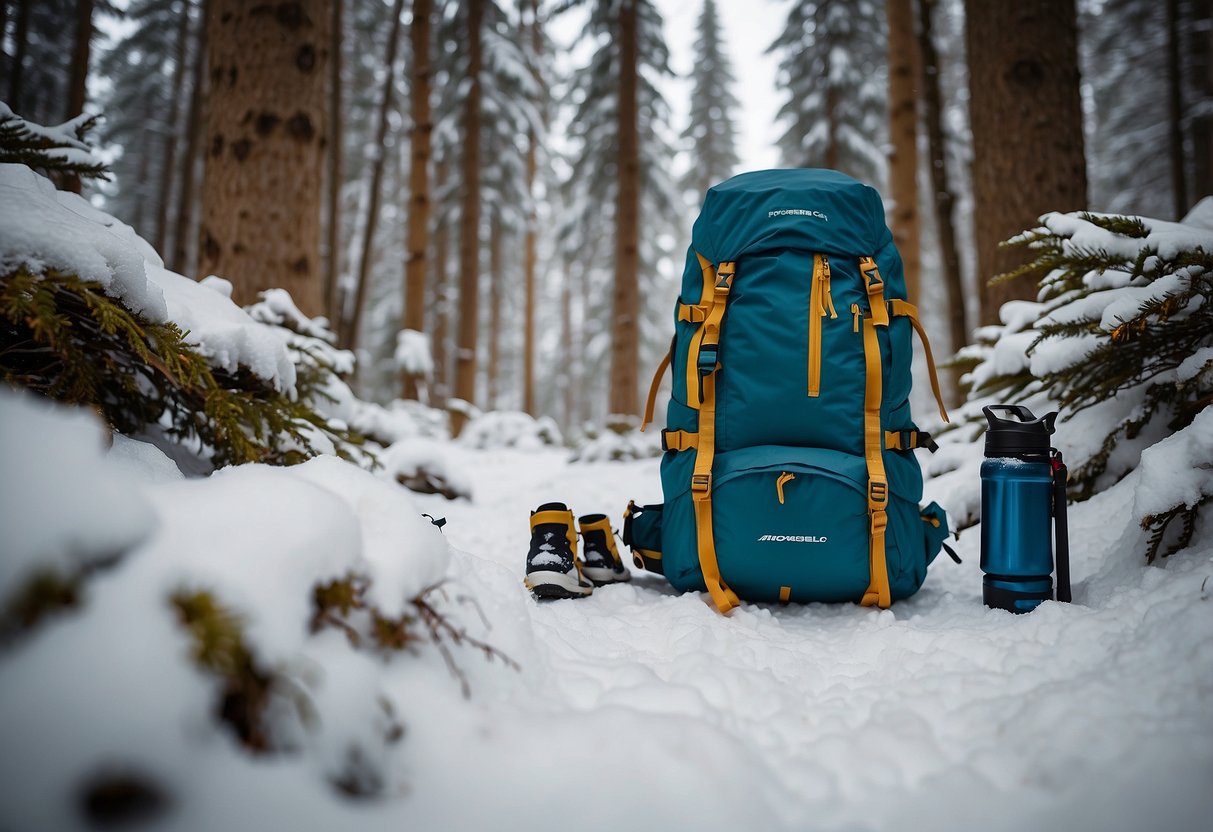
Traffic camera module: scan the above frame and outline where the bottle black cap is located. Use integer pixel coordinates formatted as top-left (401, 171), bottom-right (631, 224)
top-left (983, 405), bottom-right (1057, 458)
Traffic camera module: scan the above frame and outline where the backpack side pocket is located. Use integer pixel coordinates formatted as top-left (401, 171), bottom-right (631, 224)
top-left (623, 500), bottom-right (664, 575)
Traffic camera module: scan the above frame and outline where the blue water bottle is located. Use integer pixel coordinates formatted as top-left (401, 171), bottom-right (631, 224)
top-left (980, 405), bottom-right (1071, 613)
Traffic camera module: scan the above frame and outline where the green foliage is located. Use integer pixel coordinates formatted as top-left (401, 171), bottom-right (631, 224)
top-left (973, 214), bottom-right (1213, 562)
top-left (0, 269), bottom-right (369, 468)
top-left (170, 590), bottom-right (278, 752)
top-left (0, 109), bottom-right (109, 183)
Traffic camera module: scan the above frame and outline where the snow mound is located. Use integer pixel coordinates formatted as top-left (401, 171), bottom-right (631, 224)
top-left (458, 410), bottom-right (563, 451)
top-left (378, 438), bottom-right (473, 501)
top-left (0, 388), bottom-right (156, 603)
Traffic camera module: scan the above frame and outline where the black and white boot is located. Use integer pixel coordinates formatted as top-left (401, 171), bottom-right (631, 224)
top-left (524, 502), bottom-right (593, 599)
top-left (578, 514), bottom-right (632, 585)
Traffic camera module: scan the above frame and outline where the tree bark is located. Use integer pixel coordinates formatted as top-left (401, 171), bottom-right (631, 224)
top-left (199, 0), bottom-right (329, 315)
top-left (487, 212), bottom-right (502, 410)
top-left (8, 0), bottom-right (30, 113)
top-left (451, 0), bottom-right (483, 437)
top-left (431, 158), bottom-right (451, 404)
top-left (154, 5), bottom-right (193, 255)
top-left (1165, 0), bottom-right (1189, 219)
top-left (562, 254), bottom-right (574, 429)
top-left (609, 0), bottom-right (640, 418)
top-left (402, 0), bottom-right (432, 399)
top-left (62, 0), bottom-right (94, 193)
top-left (887, 0), bottom-right (920, 303)
top-left (965, 0), bottom-right (1087, 326)
top-left (323, 0), bottom-right (344, 322)
top-left (340, 0), bottom-right (404, 349)
top-left (918, 0), bottom-right (966, 402)
top-left (1186, 0), bottom-right (1213, 210)
top-left (172, 0), bottom-right (207, 276)
top-left (522, 0), bottom-right (540, 416)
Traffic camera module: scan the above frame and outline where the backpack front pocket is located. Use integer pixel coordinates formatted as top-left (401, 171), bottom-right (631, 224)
top-left (710, 446), bottom-right (872, 603)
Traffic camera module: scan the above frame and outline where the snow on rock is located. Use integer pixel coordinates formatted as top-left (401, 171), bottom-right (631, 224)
top-left (458, 410), bottom-right (563, 451)
top-left (0, 388), bottom-right (156, 602)
top-left (378, 437), bottom-right (473, 501)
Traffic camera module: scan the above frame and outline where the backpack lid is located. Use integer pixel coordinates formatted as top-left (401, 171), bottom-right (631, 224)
top-left (692, 169), bottom-right (892, 262)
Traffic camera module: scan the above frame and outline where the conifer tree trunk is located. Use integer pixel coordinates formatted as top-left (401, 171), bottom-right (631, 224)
top-left (609, 0), bottom-right (640, 419)
top-left (522, 0), bottom-right (540, 416)
top-left (824, 83), bottom-right (839, 171)
top-left (487, 213), bottom-right (502, 410)
top-left (340, 0), bottom-right (404, 349)
top-left (63, 0), bottom-right (94, 193)
top-left (918, 0), bottom-right (966, 401)
top-left (200, 0), bottom-right (329, 315)
top-left (8, 0), bottom-right (29, 113)
top-left (451, 0), bottom-right (483, 437)
top-left (1191, 0), bottom-right (1213, 204)
top-left (154, 7), bottom-right (193, 255)
top-left (432, 159), bottom-right (451, 404)
top-left (887, 0), bottom-right (920, 302)
top-left (562, 254), bottom-right (574, 429)
top-left (1165, 0), bottom-right (1188, 219)
top-left (403, 0), bottom-right (432, 399)
top-left (965, 0), bottom-right (1087, 325)
top-left (324, 0), bottom-right (344, 321)
top-left (172, 0), bottom-right (207, 276)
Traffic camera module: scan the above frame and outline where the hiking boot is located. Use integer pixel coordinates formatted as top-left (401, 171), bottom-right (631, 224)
top-left (578, 513), bottom-right (632, 585)
top-left (524, 502), bottom-right (593, 599)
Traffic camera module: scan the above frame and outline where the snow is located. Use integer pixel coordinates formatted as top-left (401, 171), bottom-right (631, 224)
top-left (458, 410), bottom-right (563, 451)
top-left (0, 389), bottom-right (156, 602)
top-left (394, 328), bottom-right (434, 378)
top-left (1131, 407), bottom-right (1213, 519)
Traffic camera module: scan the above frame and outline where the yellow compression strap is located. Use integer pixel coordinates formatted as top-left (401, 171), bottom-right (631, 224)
top-left (860, 257), bottom-right (892, 610)
top-left (640, 343), bottom-right (672, 432)
top-left (888, 299), bottom-right (950, 424)
top-left (691, 258), bottom-right (740, 614)
top-left (686, 253), bottom-right (718, 409)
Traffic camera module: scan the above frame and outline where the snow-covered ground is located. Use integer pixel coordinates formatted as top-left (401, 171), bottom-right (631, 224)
top-left (396, 444), bottom-right (1213, 832)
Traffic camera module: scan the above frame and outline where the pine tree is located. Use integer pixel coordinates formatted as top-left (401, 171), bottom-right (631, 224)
top-left (199, 0), bottom-right (329, 315)
top-left (559, 0), bottom-right (681, 423)
top-left (6, 0), bottom-right (75, 126)
top-left (402, 0), bottom-right (433, 400)
top-left (886, 0), bottom-right (919, 302)
top-left (965, 0), bottom-right (1087, 325)
top-left (680, 0), bottom-right (739, 198)
top-left (769, 0), bottom-right (887, 187)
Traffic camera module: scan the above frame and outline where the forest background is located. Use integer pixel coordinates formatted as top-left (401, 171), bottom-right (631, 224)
top-left (1, 0), bottom-right (1208, 436)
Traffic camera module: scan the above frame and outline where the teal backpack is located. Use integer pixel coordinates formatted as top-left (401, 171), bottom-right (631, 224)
top-left (623, 169), bottom-right (952, 614)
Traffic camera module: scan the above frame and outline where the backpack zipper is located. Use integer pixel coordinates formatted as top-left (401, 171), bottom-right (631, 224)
top-left (808, 254), bottom-right (837, 397)
top-left (776, 471), bottom-right (795, 504)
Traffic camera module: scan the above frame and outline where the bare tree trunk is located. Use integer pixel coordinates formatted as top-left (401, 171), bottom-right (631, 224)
top-left (62, 0), bottom-right (94, 193)
top-left (487, 213), bottom-right (502, 409)
top-left (609, 0), bottom-right (640, 419)
top-left (8, 0), bottom-right (30, 113)
top-left (1192, 0), bottom-right (1213, 204)
top-left (451, 0), bottom-right (483, 437)
top-left (323, 0), bottom-right (344, 321)
top-left (1165, 0), bottom-right (1189, 219)
top-left (966, 0), bottom-right (1087, 325)
top-left (172, 0), bottom-right (207, 276)
top-left (918, 0), bottom-right (967, 403)
top-left (887, 0), bottom-right (920, 302)
top-left (200, 0), bottom-right (329, 314)
top-left (403, 0), bottom-right (432, 398)
top-left (562, 255), bottom-right (574, 429)
top-left (154, 6), bottom-right (192, 254)
top-left (522, 0), bottom-right (540, 416)
top-left (432, 159), bottom-right (451, 404)
top-left (824, 82), bottom-right (839, 171)
top-left (340, 0), bottom-right (405, 349)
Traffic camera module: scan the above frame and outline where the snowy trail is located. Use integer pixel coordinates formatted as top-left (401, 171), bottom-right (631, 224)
top-left (396, 448), bottom-right (1213, 832)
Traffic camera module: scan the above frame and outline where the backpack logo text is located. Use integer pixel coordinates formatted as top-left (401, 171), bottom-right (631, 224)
top-left (757, 534), bottom-right (828, 543)
top-left (768, 208), bottom-right (829, 221)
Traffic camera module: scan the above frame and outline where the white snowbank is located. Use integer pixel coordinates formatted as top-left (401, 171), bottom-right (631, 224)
top-left (458, 410), bottom-right (563, 451)
top-left (0, 389), bottom-right (155, 602)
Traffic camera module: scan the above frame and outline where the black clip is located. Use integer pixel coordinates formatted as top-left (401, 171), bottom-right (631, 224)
top-left (422, 514), bottom-right (447, 532)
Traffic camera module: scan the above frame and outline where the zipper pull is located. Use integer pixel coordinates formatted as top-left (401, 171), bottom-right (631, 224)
top-left (821, 256), bottom-right (837, 319)
top-left (776, 471), bottom-right (795, 505)
top-left (851, 303), bottom-right (861, 333)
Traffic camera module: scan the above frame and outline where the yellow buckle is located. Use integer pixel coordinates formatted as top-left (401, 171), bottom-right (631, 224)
top-left (868, 481), bottom-right (888, 508)
top-left (691, 473), bottom-right (712, 495)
